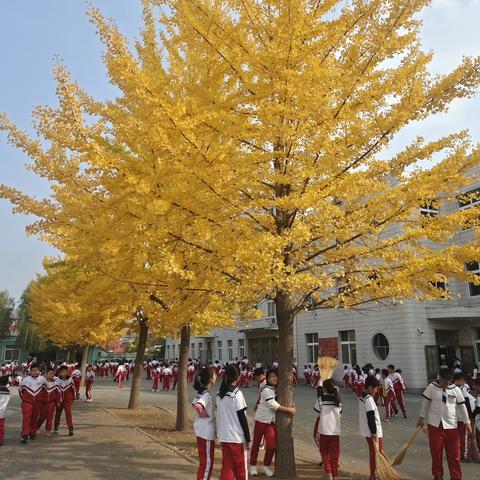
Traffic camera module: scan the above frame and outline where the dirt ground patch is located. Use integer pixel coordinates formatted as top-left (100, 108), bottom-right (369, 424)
top-left (109, 405), bottom-right (371, 479)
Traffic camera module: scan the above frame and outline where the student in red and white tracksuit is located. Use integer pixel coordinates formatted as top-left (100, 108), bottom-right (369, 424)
top-left (358, 376), bottom-right (384, 480)
top-left (192, 366), bottom-right (217, 480)
top-left (187, 362), bottom-right (196, 383)
top-left (342, 366), bottom-right (351, 388)
top-left (116, 364), bottom-right (127, 389)
top-left (71, 366), bottom-right (82, 400)
top-left (388, 365), bottom-right (406, 418)
top-left (313, 379), bottom-right (342, 480)
top-left (37, 368), bottom-right (59, 435)
top-left (311, 366), bottom-right (321, 389)
top-left (0, 375), bottom-right (11, 446)
top-left (54, 366), bottom-right (76, 435)
top-left (216, 365), bottom-right (251, 480)
top-left (304, 365), bottom-right (312, 386)
top-left (381, 369), bottom-right (396, 422)
top-left (85, 366), bottom-right (95, 402)
top-left (417, 368), bottom-right (471, 480)
top-left (172, 364), bottom-right (178, 390)
top-left (250, 369), bottom-right (296, 477)
top-left (19, 363), bottom-right (47, 443)
top-left (152, 367), bottom-right (161, 392)
top-left (162, 366), bottom-right (172, 391)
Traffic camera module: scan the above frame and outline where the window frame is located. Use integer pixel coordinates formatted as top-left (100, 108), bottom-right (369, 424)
top-left (466, 261), bottom-right (480, 297)
top-left (227, 340), bottom-right (233, 361)
top-left (339, 330), bottom-right (357, 365)
top-left (4, 348), bottom-right (20, 362)
top-left (217, 340), bottom-right (222, 361)
top-left (372, 333), bottom-right (390, 361)
top-left (305, 333), bottom-right (319, 364)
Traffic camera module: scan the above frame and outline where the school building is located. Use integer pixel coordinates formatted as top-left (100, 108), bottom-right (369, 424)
top-left (165, 179), bottom-right (480, 391)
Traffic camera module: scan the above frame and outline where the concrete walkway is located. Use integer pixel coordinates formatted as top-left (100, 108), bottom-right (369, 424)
top-left (0, 386), bottom-right (197, 480)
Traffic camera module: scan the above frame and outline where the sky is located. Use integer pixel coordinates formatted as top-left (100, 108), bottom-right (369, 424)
top-left (1, 0), bottom-right (480, 302)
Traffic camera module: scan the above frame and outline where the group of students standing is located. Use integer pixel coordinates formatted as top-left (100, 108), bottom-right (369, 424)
top-left (0, 361), bottom-right (96, 446)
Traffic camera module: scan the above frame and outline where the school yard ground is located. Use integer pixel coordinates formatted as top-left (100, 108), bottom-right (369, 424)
top-left (1, 377), bottom-right (480, 480)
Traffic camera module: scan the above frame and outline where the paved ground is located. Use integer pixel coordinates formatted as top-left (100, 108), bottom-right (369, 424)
top-left (2, 376), bottom-right (480, 479)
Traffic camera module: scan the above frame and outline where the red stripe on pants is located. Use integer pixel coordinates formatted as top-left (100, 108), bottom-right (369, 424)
top-left (250, 421), bottom-right (276, 466)
top-left (366, 437), bottom-right (383, 478)
top-left (393, 384), bottom-right (406, 414)
top-left (319, 434), bottom-right (340, 476)
top-left (428, 424), bottom-right (461, 479)
top-left (86, 380), bottom-right (94, 400)
top-left (0, 417), bottom-right (4, 445)
top-left (384, 390), bottom-right (395, 418)
top-left (55, 400), bottom-right (74, 429)
top-left (196, 437), bottom-right (215, 480)
top-left (21, 401), bottom-right (41, 437)
top-left (220, 442), bottom-right (248, 480)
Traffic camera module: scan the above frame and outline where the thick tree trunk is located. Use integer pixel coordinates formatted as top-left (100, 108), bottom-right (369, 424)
top-left (175, 324), bottom-right (191, 431)
top-left (128, 318), bottom-right (149, 410)
top-left (79, 345), bottom-right (89, 387)
top-left (275, 292), bottom-right (296, 479)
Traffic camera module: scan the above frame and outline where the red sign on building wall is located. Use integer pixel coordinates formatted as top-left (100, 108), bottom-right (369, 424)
top-left (318, 337), bottom-right (339, 359)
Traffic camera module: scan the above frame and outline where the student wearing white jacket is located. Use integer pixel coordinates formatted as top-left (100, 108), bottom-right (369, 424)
top-left (313, 379), bottom-right (342, 480)
top-left (192, 366), bottom-right (217, 480)
top-left (0, 375), bottom-right (11, 445)
top-left (249, 369), bottom-right (296, 477)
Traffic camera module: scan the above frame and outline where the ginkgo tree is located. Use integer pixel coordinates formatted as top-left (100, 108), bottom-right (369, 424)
top-left (2, 0), bottom-right (480, 477)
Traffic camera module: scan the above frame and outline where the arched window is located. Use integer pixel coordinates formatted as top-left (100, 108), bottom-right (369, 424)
top-left (372, 333), bottom-right (390, 360)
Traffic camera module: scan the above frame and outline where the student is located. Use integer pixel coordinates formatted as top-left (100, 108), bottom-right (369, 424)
top-left (37, 367), bottom-right (59, 436)
top-left (417, 368), bottom-right (471, 480)
top-left (250, 369), bottom-right (296, 477)
top-left (152, 366), bottom-right (161, 392)
top-left (162, 364), bottom-right (172, 391)
top-left (19, 362), bottom-right (47, 443)
top-left (192, 366), bottom-right (217, 480)
top-left (387, 365), bottom-right (406, 418)
top-left (381, 369), bottom-right (395, 422)
top-left (0, 375), bottom-right (11, 446)
top-left (353, 367), bottom-right (365, 397)
top-left (254, 368), bottom-right (266, 391)
top-left (304, 364), bottom-right (312, 386)
top-left (313, 379), bottom-right (341, 480)
top-left (71, 364), bottom-right (82, 400)
top-left (358, 375), bottom-right (384, 480)
top-left (471, 378), bottom-right (480, 452)
top-left (54, 365), bottom-right (76, 436)
top-left (342, 365), bottom-right (350, 388)
top-left (216, 364), bottom-right (250, 480)
top-left (85, 365), bottom-right (95, 402)
top-left (116, 363), bottom-right (127, 389)
top-left (453, 371), bottom-right (475, 462)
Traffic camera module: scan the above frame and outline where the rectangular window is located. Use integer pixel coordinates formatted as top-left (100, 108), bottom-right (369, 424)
top-left (420, 202), bottom-right (439, 218)
top-left (466, 261), bottom-right (480, 296)
top-left (172, 345), bottom-right (176, 359)
top-left (191, 343), bottom-right (195, 356)
top-left (217, 341), bottom-right (222, 361)
top-left (305, 333), bottom-right (319, 364)
top-left (198, 342), bottom-right (203, 358)
top-left (166, 345), bottom-right (170, 359)
top-left (339, 330), bottom-right (357, 365)
top-left (458, 187), bottom-right (480, 210)
top-left (267, 301), bottom-right (276, 317)
top-left (238, 339), bottom-right (245, 358)
top-left (227, 340), bottom-right (233, 361)
top-left (4, 348), bottom-right (20, 362)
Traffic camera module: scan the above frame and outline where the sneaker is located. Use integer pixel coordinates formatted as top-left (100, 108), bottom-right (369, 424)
top-left (29, 433), bottom-right (37, 440)
top-left (392, 411), bottom-right (398, 418)
top-left (250, 466), bottom-right (258, 476)
top-left (403, 413), bottom-right (407, 419)
top-left (262, 466), bottom-right (274, 477)
top-left (69, 429), bottom-right (74, 436)
top-left (384, 418), bottom-right (390, 422)
top-left (53, 429), bottom-right (59, 435)
top-left (20, 436), bottom-right (28, 444)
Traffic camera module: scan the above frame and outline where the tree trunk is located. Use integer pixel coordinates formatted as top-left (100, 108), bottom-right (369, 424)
top-left (175, 324), bottom-right (191, 431)
top-left (128, 317), bottom-right (149, 409)
top-left (79, 345), bottom-right (89, 387)
top-left (275, 292), bottom-right (296, 479)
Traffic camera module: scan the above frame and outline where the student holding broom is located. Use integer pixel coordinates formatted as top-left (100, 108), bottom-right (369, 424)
top-left (313, 378), bottom-right (342, 480)
top-left (358, 375), bottom-right (384, 480)
top-left (417, 368), bottom-right (471, 480)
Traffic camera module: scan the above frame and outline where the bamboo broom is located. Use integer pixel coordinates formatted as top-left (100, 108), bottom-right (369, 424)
top-left (374, 440), bottom-right (401, 480)
top-left (391, 426), bottom-right (422, 466)
top-left (317, 356), bottom-right (339, 381)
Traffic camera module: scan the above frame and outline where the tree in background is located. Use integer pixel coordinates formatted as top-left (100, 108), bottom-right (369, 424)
top-left (0, 290), bottom-right (15, 338)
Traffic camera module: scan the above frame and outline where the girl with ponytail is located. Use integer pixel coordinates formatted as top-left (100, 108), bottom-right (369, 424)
top-left (192, 366), bottom-right (217, 480)
top-left (313, 378), bottom-right (342, 480)
top-left (216, 364), bottom-right (251, 480)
